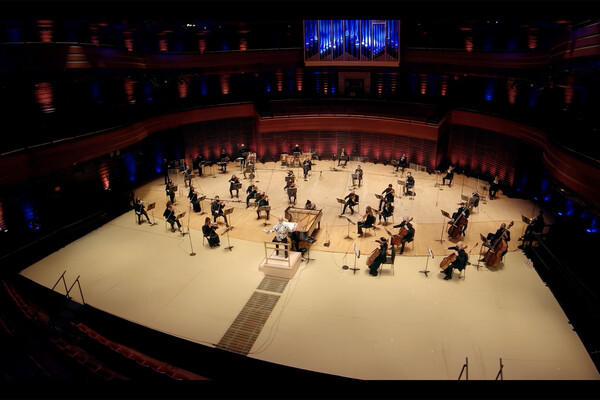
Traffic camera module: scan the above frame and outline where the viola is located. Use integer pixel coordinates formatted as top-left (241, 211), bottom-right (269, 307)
top-left (483, 221), bottom-right (514, 267)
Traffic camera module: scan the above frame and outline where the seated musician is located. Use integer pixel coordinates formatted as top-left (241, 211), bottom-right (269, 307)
top-left (395, 153), bottom-right (408, 173)
top-left (285, 181), bottom-right (297, 205)
top-left (483, 223), bottom-right (511, 261)
top-left (134, 198), bottom-right (152, 225)
top-left (183, 167), bottom-right (193, 188)
top-left (264, 216), bottom-right (293, 258)
top-left (404, 172), bottom-right (415, 195)
top-left (189, 187), bottom-right (201, 213)
top-left (238, 144), bottom-right (249, 168)
top-left (194, 154), bottom-right (204, 177)
top-left (246, 184), bottom-right (258, 208)
top-left (302, 158), bottom-right (311, 179)
top-left (378, 184), bottom-right (395, 211)
top-left (166, 179), bottom-right (176, 204)
top-left (442, 166), bottom-right (454, 187)
top-left (368, 237), bottom-right (388, 276)
top-left (357, 206), bottom-right (376, 237)
top-left (243, 161), bottom-right (255, 179)
top-left (468, 189), bottom-right (480, 212)
top-left (489, 175), bottom-right (500, 199)
top-left (519, 210), bottom-right (545, 248)
top-left (211, 196), bottom-right (229, 227)
top-left (393, 216), bottom-right (415, 254)
top-left (338, 147), bottom-right (348, 166)
top-left (229, 174), bottom-right (241, 198)
top-left (292, 144), bottom-right (302, 154)
top-left (378, 200), bottom-right (394, 226)
top-left (448, 202), bottom-right (470, 236)
top-left (442, 241), bottom-right (468, 280)
top-left (163, 201), bottom-right (182, 233)
top-left (256, 192), bottom-right (270, 220)
top-left (202, 217), bottom-right (220, 248)
top-left (305, 199), bottom-right (316, 210)
top-left (341, 190), bottom-right (358, 215)
top-left (354, 165), bottom-right (363, 187)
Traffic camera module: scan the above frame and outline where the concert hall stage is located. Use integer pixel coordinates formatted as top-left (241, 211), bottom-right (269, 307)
top-left (19, 160), bottom-right (599, 381)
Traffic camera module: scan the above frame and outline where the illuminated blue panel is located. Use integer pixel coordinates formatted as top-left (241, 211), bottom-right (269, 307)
top-left (319, 20), bottom-right (332, 59)
top-left (485, 80), bottom-right (495, 101)
top-left (124, 153), bottom-right (136, 182)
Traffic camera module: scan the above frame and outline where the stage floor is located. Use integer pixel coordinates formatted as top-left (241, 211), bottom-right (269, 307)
top-left (20, 160), bottom-right (600, 380)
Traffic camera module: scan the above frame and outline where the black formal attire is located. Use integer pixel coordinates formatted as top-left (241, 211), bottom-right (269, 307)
top-left (163, 207), bottom-right (181, 232)
top-left (487, 227), bottom-right (511, 260)
top-left (396, 156), bottom-right (407, 172)
top-left (190, 192), bottom-right (201, 213)
top-left (256, 197), bottom-right (270, 220)
top-left (338, 150), bottom-right (348, 166)
top-left (166, 182), bottom-right (176, 203)
top-left (405, 175), bottom-right (415, 194)
top-left (379, 187), bottom-right (394, 210)
top-left (489, 179), bottom-right (500, 199)
top-left (246, 186), bottom-right (258, 207)
top-left (442, 247), bottom-right (468, 280)
top-left (183, 168), bottom-right (193, 187)
top-left (134, 201), bottom-right (151, 225)
top-left (354, 167), bottom-right (363, 186)
top-left (379, 202), bottom-right (394, 225)
top-left (392, 220), bottom-right (415, 254)
top-left (292, 145), bottom-right (302, 154)
top-left (302, 159), bottom-right (311, 179)
top-left (342, 193), bottom-right (358, 215)
top-left (449, 206), bottom-right (470, 235)
top-left (229, 176), bottom-right (241, 198)
top-left (521, 215), bottom-right (545, 245)
top-left (162, 159), bottom-right (169, 184)
top-left (357, 214), bottom-right (376, 235)
top-left (442, 169), bottom-right (454, 186)
top-left (202, 224), bottom-right (220, 247)
top-left (368, 241), bottom-right (388, 276)
top-left (239, 147), bottom-right (249, 167)
top-left (211, 201), bottom-right (228, 226)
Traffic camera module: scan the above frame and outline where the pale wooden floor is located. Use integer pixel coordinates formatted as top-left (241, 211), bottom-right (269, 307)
top-left (19, 160), bottom-right (600, 380)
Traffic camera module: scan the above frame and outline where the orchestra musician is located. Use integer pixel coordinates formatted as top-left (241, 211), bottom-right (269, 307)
top-left (292, 144), bottom-right (302, 154)
top-left (395, 153), bottom-right (408, 174)
top-left (202, 217), bottom-right (220, 248)
top-left (404, 172), bottom-right (415, 195)
top-left (219, 148), bottom-right (228, 173)
top-left (183, 166), bottom-right (193, 188)
top-left (305, 199), bottom-right (316, 210)
top-left (448, 202), bottom-right (470, 236)
top-left (162, 158), bottom-right (169, 184)
top-left (264, 216), bottom-right (293, 258)
top-left (302, 158), bottom-right (311, 180)
top-left (239, 144), bottom-right (249, 168)
top-left (483, 223), bottom-right (511, 261)
top-left (229, 174), bottom-right (241, 198)
top-left (163, 201), bottom-right (182, 233)
top-left (243, 160), bottom-right (255, 179)
top-left (489, 175), bottom-right (500, 199)
top-left (378, 200), bottom-right (394, 226)
top-left (134, 198), bottom-right (152, 225)
top-left (357, 206), bottom-right (376, 237)
top-left (378, 184), bottom-right (395, 211)
top-left (246, 184), bottom-right (258, 208)
top-left (441, 241), bottom-right (468, 280)
top-left (211, 196), bottom-right (229, 227)
top-left (189, 186), bottom-right (201, 213)
top-left (338, 147), bottom-right (348, 166)
top-left (165, 179), bottom-right (176, 204)
top-left (256, 192), bottom-right (270, 220)
top-left (341, 190), bottom-right (358, 215)
top-left (468, 189), bottom-right (480, 212)
top-left (393, 216), bottom-right (415, 254)
top-left (368, 237), bottom-right (388, 276)
top-left (194, 154), bottom-right (204, 177)
top-left (519, 210), bottom-right (545, 248)
top-left (354, 165), bottom-right (363, 187)
top-left (442, 166), bottom-right (454, 187)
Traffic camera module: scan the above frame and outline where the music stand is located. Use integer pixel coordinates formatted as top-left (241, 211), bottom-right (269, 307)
top-left (223, 226), bottom-right (233, 251)
top-left (342, 215), bottom-right (353, 240)
top-left (439, 210), bottom-right (451, 244)
top-left (398, 179), bottom-right (406, 195)
top-left (198, 195), bottom-right (206, 215)
top-left (176, 212), bottom-right (186, 236)
top-left (146, 202), bottom-right (157, 226)
top-left (420, 247), bottom-right (434, 277)
top-left (521, 214), bottom-right (531, 237)
top-left (223, 207), bottom-right (234, 229)
top-left (337, 198), bottom-right (346, 215)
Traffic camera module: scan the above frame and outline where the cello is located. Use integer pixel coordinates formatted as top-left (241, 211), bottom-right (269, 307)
top-left (390, 217), bottom-right (413, 246)
top-left (439, 245), bottom-right (468, 271)
top-left (483, 221), bottom-right (514, 267)
top-left (447, 207), bottom-right (468, 239)
top-left (366, 248), bottom-right (380, 266)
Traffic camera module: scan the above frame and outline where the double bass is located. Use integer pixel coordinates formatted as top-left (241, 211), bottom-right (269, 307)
top-left (483, 221), bottom-right (514, 267)
top-left (391, 217), bottom-right (414, 246)
top-left (447, 207), bottom-right (468, 239)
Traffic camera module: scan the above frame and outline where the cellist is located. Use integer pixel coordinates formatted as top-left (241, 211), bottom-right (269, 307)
top-left (447, 202), bottom-right (470, 237)
top-left (392, 216), bottom-right (415, 255)
top-left (441, 241), bottom-right (468, 280)
top-left (482, 222), bottom-right (511, 263)
top-left (368, 237), bottom-right (388, 276)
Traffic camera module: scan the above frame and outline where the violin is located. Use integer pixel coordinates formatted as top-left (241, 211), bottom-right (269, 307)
top-left (484, 221), bottom-right (514, 267)
top-left (447, 208), bottom-right (468, 239)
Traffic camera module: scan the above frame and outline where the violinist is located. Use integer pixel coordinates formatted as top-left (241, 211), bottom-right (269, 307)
top-left (378, 200), bottom-right (394, 226)
top-left (393, 216), bottom-right (415, 255)
top-left (448, 202), bottom-right (470, 237)
top-left (302, 158), bottom-right (311, 180)
top-left (378, 184), bottom-right (395, 211)
top-left (134, 198), bottom-right (152, 225)
top-left (165, 179), bottom-right (177, 204)
top-left (202, 217), bottom-right (220, 248)
top-left (404, 172), bottom-right (415, 195)
top-left (189, 186), bottom-right (201, 213)
top-left (238, 144), bottom-right (249, 168)
top-left (441, 241), bottom-right (468, 280)
top-left (182, 167), bottom-right (193, 188)
top-left (256, 192), bottom-right (270, 220)
top-left (284, 176), bottom-right (297, 205)
top-left (341, 190), bottom-right (358, 215)
top-left (467, 189), bottom-right (480, 213)
top-left (211, 196), bottom-right (229, 227)
top-left (163, 201), bottom-right (182, 233)
top-left (368, 237), bottom-right (388, 276)
top-left (354, 165), bottom-right (363, 187)
top-left (229, 174), bottom-right (241, 198)
top-left (483, 223), bottom-right (511, 261)
top-left (442, 166), bottom-right (454, 187)
top-left (357, 206), bottom-right (376, 237)
top-left (246, 184), bottom-right (258, 208)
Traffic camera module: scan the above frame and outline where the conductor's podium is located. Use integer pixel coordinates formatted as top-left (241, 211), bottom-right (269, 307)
top-left (258, 242), bottom-right (302, 279)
